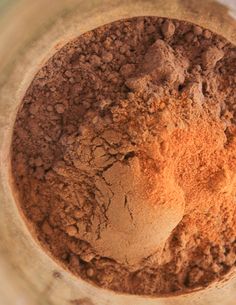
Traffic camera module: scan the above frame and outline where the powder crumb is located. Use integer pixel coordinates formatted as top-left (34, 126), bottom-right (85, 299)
top-left (161, 20), bottom-right (175, 38)
top-left (46, 105), bottom-right (53, 112)
top-left (102, 51), bottom-right (113, 63)
top-left (86, 268), bottom-right (95, 277)
top-left (42, 221), bottom-right (53, 236)
top-left (120, 64), bottom-right (135, 77)
top-left (184, 32), bottom-right (194, 42)
top-left (203, 29), bottom-right (212, 39)
top-left (80, 252), bottom-right (96, 263)
top-left (66, 225), bottom-right (78, 237)
top-left (193, 25), bottom-right (203, 35)
top-left (201, 46), bottom-right (224, 69)
top-left (55, 104), bottom-right (65, 114)
top-left (187, 267), bottom-right (204, 286)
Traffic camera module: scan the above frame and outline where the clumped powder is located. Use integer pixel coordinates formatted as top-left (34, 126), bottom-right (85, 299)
top-left (11, 17), bottom-right (236, 296)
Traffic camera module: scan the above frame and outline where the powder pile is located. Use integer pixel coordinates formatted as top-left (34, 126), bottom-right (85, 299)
top-left (11, 17), bottom-right (236, 296)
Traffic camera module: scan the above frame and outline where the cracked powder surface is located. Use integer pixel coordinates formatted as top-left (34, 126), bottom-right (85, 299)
top-left (11, 17), bottom-right (236, 296)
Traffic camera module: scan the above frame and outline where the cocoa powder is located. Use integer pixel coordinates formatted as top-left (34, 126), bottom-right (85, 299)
top-left (11, 17), bottom-right (236, 296)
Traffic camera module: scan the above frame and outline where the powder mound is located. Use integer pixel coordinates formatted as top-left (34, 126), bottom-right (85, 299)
top-left (72, 123), bottom-right (186, 267)
top-left (11, 17), bottom-right (236, 296)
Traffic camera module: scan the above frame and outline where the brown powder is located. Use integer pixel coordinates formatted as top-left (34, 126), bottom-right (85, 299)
top-left (11, 17), bottom-right (236, 296)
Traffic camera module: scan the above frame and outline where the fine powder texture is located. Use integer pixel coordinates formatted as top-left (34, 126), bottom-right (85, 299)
top-left (11, 17), bottom-right (236, 296)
